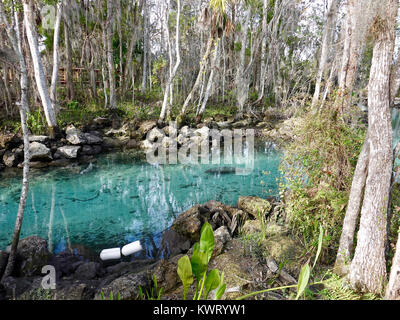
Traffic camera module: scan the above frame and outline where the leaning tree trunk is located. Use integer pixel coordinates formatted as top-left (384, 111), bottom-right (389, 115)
top-left (50, 0), bottom-right (63, 113)
top-left (348, 0), bottom-right (397, 294)
top-left (181, 35), bottom-right (214, 115)
top-left (334, 135), bottom-right (369, 275)
top-left (198, 39), bottom-right (220, 118)
top-left (23, 0), bottom-right (58, 135)
top-left (0, 2), bottom-right (30, 282)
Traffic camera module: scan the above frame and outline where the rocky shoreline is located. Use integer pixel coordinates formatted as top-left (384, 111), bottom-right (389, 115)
top-left (0, 195), bottom-right (302, 301)
top-left (0, 111), bottom-right (295, 172)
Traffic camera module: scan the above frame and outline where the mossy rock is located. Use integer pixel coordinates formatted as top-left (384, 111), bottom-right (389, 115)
top-left (238, 196), bottom-right (272, 218)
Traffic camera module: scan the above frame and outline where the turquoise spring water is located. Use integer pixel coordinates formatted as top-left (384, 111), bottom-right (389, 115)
top-left (0, 141), bottom-right (282, 256)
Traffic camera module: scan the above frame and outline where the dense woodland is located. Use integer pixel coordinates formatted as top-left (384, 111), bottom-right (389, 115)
top-left (1, 0), bottom-right (400, 300)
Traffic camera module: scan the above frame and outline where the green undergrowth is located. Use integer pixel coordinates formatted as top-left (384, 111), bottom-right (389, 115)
top-left (279, 107), bottom-right (366, 264)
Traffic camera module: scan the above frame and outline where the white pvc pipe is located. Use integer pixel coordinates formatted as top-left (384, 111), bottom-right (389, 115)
top-left (100, 248), bottom-right (121, 261)
top-left (121, 241), bottom-right (143, 256)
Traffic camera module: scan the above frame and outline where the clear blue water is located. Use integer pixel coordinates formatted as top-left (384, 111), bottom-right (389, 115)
top-left (0, 141), bottom-right (282, 255)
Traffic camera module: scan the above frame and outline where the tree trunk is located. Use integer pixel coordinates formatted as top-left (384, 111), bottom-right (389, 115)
top-left (386, 227), bottom-right (400, 299)
top-left (23, 0), bottom-right (58, 134)
top-left (159, 0), bottom-right (181, 123)
top-left (334, 135), bottom-right (369, 275)
top-left (312, 0), bottom-right (339, 109)
top-left (198, 39), bottom-right (220, 118)
top-left (106, 0), bottom-right (117, 109)
top-left (236, 7), bottom-right (251, 116)
top-left (348, 0), bottom-right (397, 294)
top-left (64, 15), bottom-right (74, 101)
top-left (50, 0), bottom-right (63, 113)
top-left (0, 1), bottom-right (30, 282)
top-left (181, 35), bottom-right (214, 115)
top-left (141, 0), bottom-right (149, 94)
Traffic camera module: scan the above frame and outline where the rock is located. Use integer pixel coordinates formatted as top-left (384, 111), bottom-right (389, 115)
top-left (95, 270), bottom-right (149, 300)
top-left (15, 236), bottom-right (51, 277)
top-left (28, 135), bottom-right (49, 143)
top-left (162, 126), bottom-right (178, 137)
top-left (48, 159), bottom-right (71, 167)
top-left (74, 262), bottom-right (100, 280)
top-left (29, 142), bottom-right (52, 161)
top-left (217, 121), bottom-right (231, 129)
top-left (2, 276), bottom-right (34, 298)
top-left (147, 127), bottom-right (165, 142)
top-left (194, 126), bottom-right (210, 137)
top-left (161, 137), bottom-right (177, 149)
top-left (209, 239), bottom-right (272, 300)
top-left (213, 227), bottom-right (232, 258)
top-left (125, 139), bottom-right (138, 150)
top-left (153, 255), bottom-right (183, 293)
top-left (66, 125), bottom-right (87, 145)
top-left (242, 220), bottom-right (263, 235)
top-left (93, 117), bottom-right (110, 127)
top-left (160, 229), bottom-right (191, 258)
top-left (238, 196), bottom-right (272, 218)
top-left (83, 132), bottom-right (103, 145)
top-left (103, 137), bottom-right (124, 149)
top-left (139, 139), bottom-right (154, 151)
top-left (232, 120), bottom-right (251, 128)
top-left (0, 133), bottom-right (22, 149)
top-left (171, 205), bottom-right (211, 243)
top-left (29, 161), bottom-right (49, 169)
top-left (256, 122), bottom-right (272, 130)
top-left (105, 125), bottom-right (129, 137)
top-left (56, 146), bottom-right (81, 159)
top-left (0, 251), bottom-right (9, 277)
top-left (81, 145), bottom-right (102, 156)
top-left (180, 126), bottom-right (194, 137)
top-left (3, 150), bottom-right (20, 167)
top-left (138, 120), bottom-right (157, 137)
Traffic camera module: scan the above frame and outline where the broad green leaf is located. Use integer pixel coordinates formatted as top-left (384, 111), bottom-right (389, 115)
top-left (296, 264), bottom-right (310, 300)
top-left (313, 225), bottom-right (324, 269)
top-left (204, 269), bottom-right (220, 299)
top-left (177, 255), bottom-right (194, 300)
top-left (200, 222), bottom-right (215, 262)
top-left (191, 243), bottom-right (208, 283)
top-left (215, 283), bottom-right (226, 300)
top-left (100, 291), bottom-right (105, 300)
top-left (109, 291), bottom-right (114, 300)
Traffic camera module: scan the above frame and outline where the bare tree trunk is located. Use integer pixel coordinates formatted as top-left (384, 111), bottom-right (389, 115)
top-left (0, 1), bottom-right (30, 282)
top-left (386, 227), bottom-right (400, 299)
top-left (256, 0), bottom-right (269, 103)
top-left (50, 0), bottom-right (63, 113)
top-left (334, 135), bottom-right (369, 275)
top-left (106, 0), bottom-right (117, 109)
top-left (312, 0), bottom-right (339, 109)
top-left (23, 0), bottom-right (58, 134)
top-left (64, 13), bottom-right (74, 101)
top-left (159, 0), bottom-right (181, 123)
top-left (141, 0), bottom-right (149, 94)
top-left (236, 7), bottom-right (251, 116)
top-left (348, 0), bottom-right (397, 294)
top-left (181, 35), bottom-right (214, 115)
top-left (198, 39), bottom-right (220, 118)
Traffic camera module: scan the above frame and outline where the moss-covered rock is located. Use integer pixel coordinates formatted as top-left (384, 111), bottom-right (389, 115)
top-left (238, 196), bottom-right (272, 218)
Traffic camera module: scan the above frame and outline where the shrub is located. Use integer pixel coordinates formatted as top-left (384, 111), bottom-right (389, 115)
top-left (279, 108), bottom-right (365, 262)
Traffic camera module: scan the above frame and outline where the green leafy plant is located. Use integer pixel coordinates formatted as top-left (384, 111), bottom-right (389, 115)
top-left (177, 222), bottom-right (226, 300)
top-left (138, 274), bottom-right (163, 300)
top-left (100, 291), bottom-right (121, 300)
